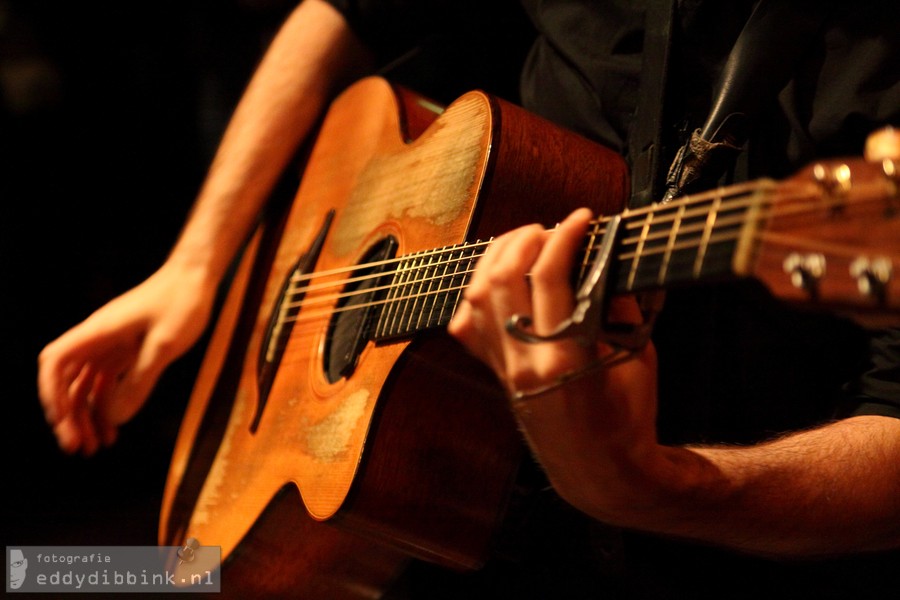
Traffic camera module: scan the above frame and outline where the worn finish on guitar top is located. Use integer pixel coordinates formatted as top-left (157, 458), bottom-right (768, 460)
top-left (158, 77), bottom-right (898, 598)
top-left (159, 76), bottom-right (629, 596)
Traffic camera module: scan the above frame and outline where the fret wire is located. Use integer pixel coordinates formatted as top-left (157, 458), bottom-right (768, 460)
top-left (451, 247), bottom-right (473, 322)
top-left (402, 253), bottom-right (425, 334)
top-left (626, 210), bottom-right (654, 290)
top-left (430, 248), bottom-right (451, 328)
top-left (618, 207), bottom-right (750, 264)
top-left (280, 186), bottom-right (798, 308)
top-left (384, 256), bottom-right (413, 337)
top-left (284, 222), bottom-right (841, 329)
top-left (398, 255), bottom-right (421, 335)
top-left (285, 194), bottom-right (729, 299)
top-left (433, 246), bottom-right (454, 326)
top-left (438, 246), bottom-right (459, 327)
top-left (429, 245), bottom-right (451, 328)
top-left (395, 253), bottom-right (416, 335)
top-left (375, 263), bottom-right (398, 338)
top-left (302, 231), bottom-right (743, 326)
top-left (413, 250), bottom-right (438, 331)
top-left (284, 181), bottom-right (891, 319)
top-left (579, 220), bottom-right (604, 281)
top-left (287, 210), bottom-right (747, 318)
top-left (620, 197), bottom-right (713, 233)
top-left (287, 245), bottom-right (481, 317)
top-left (693, 194), bottom-right (723, 279)
top-left (279, 179), bottom-right (813, 298)
top-left (620, 194), bottom-right (737, 242)
top-left (620, 206), bottom-right (751, 251)
top-left (658, 203), bottom-right (685, 286)
top-left (442, 246), bottom-right (468, 325)
top-left (390, 260), bottom-right (413, 336)
top-left (285, 205), bottom-right (748, 317)
top-left (617, 180), bottom-right (768, 224)
top-left (290, 238), bottom-right (491, 289)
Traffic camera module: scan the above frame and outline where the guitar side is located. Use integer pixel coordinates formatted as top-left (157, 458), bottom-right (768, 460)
top-left (159, 76), bottom-right (629, 592)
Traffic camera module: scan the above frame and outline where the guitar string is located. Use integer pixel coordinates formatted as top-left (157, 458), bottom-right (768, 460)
top-left (281, 213), bottom-right (748, 316)
top-left (283, 176), bottom-right (880, 300)
top-left (283, 180), bottom-right (769, 291)
top-left (280, 192), bottom-right (884, 330)
top-left (274, 196), bottom-right (893, 334)
top-left (274, 183), bottom-right (887, 320)
top-left (272, 225), bottom-right (884, 351)
top-left (280, 183), bottom-right (768, 303)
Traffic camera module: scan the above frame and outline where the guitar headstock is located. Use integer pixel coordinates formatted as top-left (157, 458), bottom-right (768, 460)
top-left (739, 156), bottom-right (900, 327)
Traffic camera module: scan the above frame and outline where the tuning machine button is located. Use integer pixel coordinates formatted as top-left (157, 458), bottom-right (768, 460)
top-left (850, 256), bottom-right (892, 304)
top-left (879, 158), bottom-right (900, 216)
top-left (812, 163), bottom-right (852, 214)
top-left (784, 252), bottom-right (826, 297)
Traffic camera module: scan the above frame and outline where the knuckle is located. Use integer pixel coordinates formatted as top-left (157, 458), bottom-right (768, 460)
top-left (529, 262), bottom-right (562, 288)
top-left (38, 342), bottom-right (59, 366)
top-left (151, 332), bottom-right (176, 355)
top-left (146, 326), bottom-right (182, 361)
top-left (486, 262), bottom-right (521, 287)
top-left (463, 279), bottom-right (490, 305)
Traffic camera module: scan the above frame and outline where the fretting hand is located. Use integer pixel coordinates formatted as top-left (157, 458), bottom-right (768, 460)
top-left (449, 208), bottom-right (598, 395)
top-left (448, 209), bottom-right (660, 515)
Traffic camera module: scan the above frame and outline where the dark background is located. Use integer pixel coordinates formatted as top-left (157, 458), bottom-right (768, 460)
top-left (4, 3), bottom-right (900, 599)
top-left (2, 0), bottom-right (298, 550)
top-left (1, 0), bottom-right (530, 554)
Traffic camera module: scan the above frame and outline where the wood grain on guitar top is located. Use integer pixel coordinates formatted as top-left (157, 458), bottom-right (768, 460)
top-left (158, 74), bottom-right (629, 597)
top-left (157, 76), bottom-right (899, 598)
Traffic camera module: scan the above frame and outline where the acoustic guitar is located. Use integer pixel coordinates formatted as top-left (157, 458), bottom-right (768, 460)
top-left (158, 76), bottom-right (899, 598)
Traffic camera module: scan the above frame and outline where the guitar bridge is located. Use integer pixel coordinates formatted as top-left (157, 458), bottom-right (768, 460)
top-left (252, 210), bottom-right (334, 433)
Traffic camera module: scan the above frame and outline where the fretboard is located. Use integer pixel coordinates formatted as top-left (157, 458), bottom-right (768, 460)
top-left (373, 242), bottom-right (482, 341)
top-left (373, 182), bottom-right (770, 342)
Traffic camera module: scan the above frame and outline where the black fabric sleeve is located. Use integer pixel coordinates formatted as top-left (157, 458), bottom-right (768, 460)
top-left (322, 0), bottom-right (437, 60)
top-left (840, 327), bottom-right (900, 419)
top-left (321, 0), bottom-right (533, 103)
top-left (321, 0), bottom-right (498, 64)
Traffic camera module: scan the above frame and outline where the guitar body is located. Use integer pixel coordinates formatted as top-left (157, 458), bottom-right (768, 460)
top-left (159, 77), bottom-right (629, 596)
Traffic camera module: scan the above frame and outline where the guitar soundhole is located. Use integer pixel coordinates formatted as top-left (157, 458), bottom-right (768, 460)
top-left (324, 237), bottom-right (398, 383)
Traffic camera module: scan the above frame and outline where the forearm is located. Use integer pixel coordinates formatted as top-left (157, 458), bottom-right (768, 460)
top-left (517, 384), bottom-right (900, 558)
top-left (166, 0), bottom-right (373, 287)
top-left (683, 415), bottom-right (900, 556)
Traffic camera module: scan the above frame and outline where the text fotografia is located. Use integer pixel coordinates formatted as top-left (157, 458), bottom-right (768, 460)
top-left (7, 546), bottom-right (221, 593)
top-left (34, 553), bottom-right (112, 565)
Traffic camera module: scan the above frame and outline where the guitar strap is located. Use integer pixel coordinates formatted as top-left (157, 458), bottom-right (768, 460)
top-left (627, 0), bottom-right (675, 209)
top-left (628, 0), bottom-right (833, 208)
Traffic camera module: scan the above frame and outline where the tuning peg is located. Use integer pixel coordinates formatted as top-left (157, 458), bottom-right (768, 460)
top-left (865, 127), bottom-right (900, 162)
top-left (865, 127), bottom-right (900, 207)
top-left (783, 252), bottom-right (826, 297)
top-left (850, 256), bottom-right (892, 304)
top-left (812, 163), bottom-right (852, 214)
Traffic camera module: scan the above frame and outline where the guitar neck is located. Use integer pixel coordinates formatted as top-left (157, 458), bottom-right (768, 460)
top-left (372, 242), bottom-right (482, 341)
top-left (373, 180), bottom-right (772, 342)
top-left (600, 179), bottom-right (770, 294)
top-left (374, 153), bottom-right (900, 340)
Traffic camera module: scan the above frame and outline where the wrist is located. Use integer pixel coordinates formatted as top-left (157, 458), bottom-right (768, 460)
top-left (510, 381), bottom-right (662, 515)
top-left (154, 256), bottom-right (221, 306)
